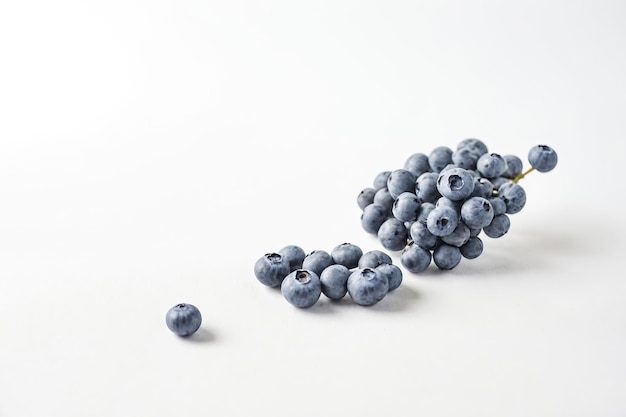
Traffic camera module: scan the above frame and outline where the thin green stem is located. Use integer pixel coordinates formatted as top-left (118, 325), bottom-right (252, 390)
top-left (512, 167), bottom-right (535, 183)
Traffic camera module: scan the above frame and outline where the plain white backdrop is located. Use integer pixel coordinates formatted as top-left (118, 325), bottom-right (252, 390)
top-left (1, 1), bottom-right (626, 416)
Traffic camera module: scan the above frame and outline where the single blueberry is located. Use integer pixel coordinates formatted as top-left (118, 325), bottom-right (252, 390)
top-left (428, 146), bottom-right (453, 173)
top-left (499, 183), bottom-right (526, 214)
top-left (320, 264), bottom-right (351, 300)
top-left (347, 267), bottom-right (389, 306)
top-left (415, 172), bottom-right (441, 203)
top-left (278, 245), bottom-right (306, 272)
top-left (441, 222), bottom-right (471, 247)
top-left (376, 263), bottom-right (403, 292)
top-left (373, 171), bottom-right (392, 190)
top-left (387, 169), bottom-right (417, 199)
top-left (416, 202), bottom-right (436, 225)
top-left (460, 236), bottom-right (484, 259)
top-left (409, 221), bottom-right (439, 250)
top-left (392, 192), bottom-right (421, 223)
top-left (476, 153), bottom-right (508, 179)
top-left (483, 214), bottom-right (511, 238)
top-left (400, 243), bottom-right (432, 273)
top-left (503, 154), bottom-right (524, 179)
top-left (358, 250), bottom-right (393, 269)
top-left (254, 253), bottom-right (291, 287)
top-left (373, 187), bottom-right (395, 214)
top-left (457, 138), bottom-right (489, 156)
top-left (357, 187), bottom-right (377, 210)
top-left (403, 152), bottom-right (431, 177)
top-left (281, 269), bottom-right (322, 308)
top-left (433, 244), bottom-right (462, 270)
top-left (426, 205), bottom-right (459, 237)
top-left (461, 197), bottom-right (495, 229)
top-left (361, 203), bottom-right (388, 234)
top-left (301, 250), bottom-right (334, 277)
top-left (528, 145), bottom-right (558, 172)
top-left (165, 303), bottom-right (202, 337)
top-left (330, 242), bottom-right (363, 269)
top-left (378, 217), bottom-right (409, 251)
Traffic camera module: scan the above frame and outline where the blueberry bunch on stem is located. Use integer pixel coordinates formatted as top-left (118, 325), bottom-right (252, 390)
top-left (357, 139), bottom-right (558, 273)
top-left (254, 243), bottom-right (402, 308)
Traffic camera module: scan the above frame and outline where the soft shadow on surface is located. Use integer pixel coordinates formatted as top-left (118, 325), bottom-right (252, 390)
top-left (369, 284), bottom-right (420, 312)
top-left (185, 327), bottom-right (215, 343)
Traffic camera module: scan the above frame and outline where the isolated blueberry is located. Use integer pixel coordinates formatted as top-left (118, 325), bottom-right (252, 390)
top-left (254, 253), bottom-right (291, 287)
top-left (400, 243), bottom-right (432, 273)
top-left (320, 264), bottom-right (350, 300)
top-left (426, 205), bottom-right (459, 237)
top-left (387, 169), bottom-right (417, 199)
top-left (437, 168), bottom-right (474, 201)
top-left (302, 250), bottom-right (334, 276)
top-left (278, 245), bottom-right (306, 272)
top-left (347, 268), bottom-right (389, 306)
top-left (358, 250), bottom-right (393, 269)
top-left (433, 244), bottom-right (462, 270)
top-left (376, 263), bottom-right (403, 292)
top-left (165, 303), bottom-right (202, 337)
top-left (528, 145), bottom-right (558, 172)
top-left (330, 242), bottom-right (363, 269)
top-left (281, 269), bottom-right (322, 308)
top-left (378, 217), bottom-right (409, 251)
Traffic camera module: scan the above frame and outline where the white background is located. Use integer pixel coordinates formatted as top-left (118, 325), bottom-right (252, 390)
top-left (1, 1), bottom-right (625, 416)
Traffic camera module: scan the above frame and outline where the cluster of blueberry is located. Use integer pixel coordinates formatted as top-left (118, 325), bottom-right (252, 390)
top-left (358, 139), bottom-right (558, 273)
top-left (254, 243), bottom-right (403, 308)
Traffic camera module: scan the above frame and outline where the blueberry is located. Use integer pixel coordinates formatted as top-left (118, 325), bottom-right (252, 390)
top-left (409, 221), bottom-right (439, 250)
top-left (415, 172), bottom-right (441, 203)
top-left (347, 267), bottom-right (389, 306)
top-left (357, 187), bottom-right (377, 210)
top-left (278, 245), bottom-right (306, 272)
top-left (378, 217), bottom-right (409, 251)
top-left (373, 187), bottom-right (395, 214)
top-left (376, 263), bottom-right (403, 292)
top-left (499, 183), bottom-right (526, 214)
top-left (320, 264), bottom-right (351, 300)
top-left (281, 269), bottom-right (322, 308)
top-left (387, 169), bottom-right (417, 199)
top-left (301, 250), bottom-right (334, 276)
top-left (358, 250), bottom-right (393, 268)
top-left (254, 253), bottom-right (291, 287)
top-left (528, 145), bottom-right (558, 172)
top-left (403, 152), bottom-right (431, 177)
top-left (428, 146), bottom-right (453, 173)
top-left (392, 192), bottom-right (421, 222)
top-left (373, 171), bottom-right (392, 190)
top-left (469, 177), bottom-right (494, 199)
top-left (165, 303), bottom-right (202, 337)
top-left (476, 153), bottom-right (508, 179)
top-left (330, 242), bottom-right (363, 269)
top-left (457, 138), bottom-right (488, 156)
top-left (503, 154), bottom-right (524, 179)
top-left (360, 203), bottom-right (388, 234)
top-left (460, 236), bottom-right (484, 259)
top-left (400, 243), bottom-right (432, 273)
top-left (483, 214), bottom-right (511, 238)
top-left (460, 197), bottom-right (495, 229)
top-left (436, 196), bottom-right (462, 215)
top-left (488, 196), bottom-right (507, 216)
top-left (433, 244), bottom-right (462, 270)
top-left (416, 202), bottom-right (435, 224)
top-left (426, 205), bottom-right (459, 237)
top-left (441, 222), bottom-right (471, 247)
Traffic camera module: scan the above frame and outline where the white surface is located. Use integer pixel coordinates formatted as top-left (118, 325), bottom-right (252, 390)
top-left (1, 1), bottom-right (626, 416)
